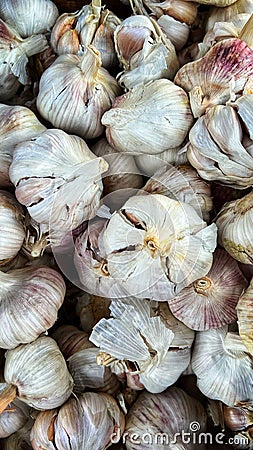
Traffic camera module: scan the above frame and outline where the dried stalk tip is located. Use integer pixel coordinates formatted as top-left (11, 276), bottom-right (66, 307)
top-left (0, 385), bottom-right (17, 415)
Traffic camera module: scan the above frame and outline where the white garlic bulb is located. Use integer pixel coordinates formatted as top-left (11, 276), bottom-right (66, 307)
top-left (0, 20), bottom-right (49, 101)
top-left (0, 265), bottom-right (66, 349)
top-left (0, 397), bottom-right (29, 439)
top-left (0, 191), bottom-right (25, 266)
top-left (192, 327), bottom-right (253, 406)
top-left (135, 145), bottom-right (188, 177)
top-left (102, 194), bottom-right (217, 300)
top-left (9, 129), bottom-right (108, 243)
top-left (102, 79), bottom-right (194, 155)
top-left (30, 392), bottom-right (125, 449)
top-left (237, 277), bottom-right (253, 355)
top-left (36, 45), bottom-right (121, 140)
top-left (0, 0), bottom-right (59, 38)
top-left (206, 0), bottom-right (253, 31)
top-left (0, 104), bottom-right (46, 188)
top-left (1, 336), bottom-right (73, 411)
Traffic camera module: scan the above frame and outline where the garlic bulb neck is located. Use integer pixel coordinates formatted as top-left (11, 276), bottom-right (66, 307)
top-left (0, 384), bottom-right (17, 415)
top-left (193, 276), bottom-right (213, 294)
top-left (78, 44), bottom-right (101, 76)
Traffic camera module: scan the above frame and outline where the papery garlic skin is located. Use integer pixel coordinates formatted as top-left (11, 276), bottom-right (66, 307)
top-left (9, 129), bottom-right (108, 242)
top-left (102, 79), bottom-right (194, 155)
top-left (237, 277), bottom-right (253, 354)
top-left (75, 291), bottom-right (111, 333)
top-left (52, 325), bottom-right (92, 359)
top-left (0, 191), bottom-right (25, 265)
top-left (30, 392), bottom-right (125, 450)
top-left (135, 145), bottom-right (188, 177)
top-left (0, 398), bottom-right (29, 438)
top-left (102, 194), bottom-right (217, 300)
top-left (36, 45), bottom-right (121, 140)
top-left (206, 0), bottom-right (253, 32)
top-left (0, 265), bottom-right (66, 349)
top-left (4, 336), bottom-right (74, 410)
top-left (0, 104), bottom-right (46, 188)
top-left (0, 0), bottom-right (59, 38)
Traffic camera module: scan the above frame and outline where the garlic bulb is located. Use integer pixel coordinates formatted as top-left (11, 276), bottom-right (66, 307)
top-left (141, 164), bottom-right (213, 221)
top-left (0, 398), bottom-right (29, 438)
top-left (9, 129), bottom-right (108, 243)
top-left (102, 193), bottom-right (217, 300)
top-left (206, 0), bottom-right (253, 31)
top-left (224, 403), bottom-right (253, 431)
top-left (237, 278), bottom-right (253, 355)
top-left (0, 19), bottom-right (49, 101)
top-left (135, 145), bottom-right (188, 177)
top-left (0, 104), bottom-right (46, 188)
top-left (0, 336), bottom-right (73, 411)
top-left (215, 190), bottom-right (253, 264)
top-left (75, 292), bottom-right (111, 332)
top-left (188, 103), bottom-right (253, 188)
top-left (90, 299), bottom-right (193, 393)
top-left (2, 418), bottom-right (33, 450)
top-left (114, 15), bottom-right (179, 89)
top-left (30, 392), bottom-right (125, 449)
top-left (0, 265), bottom-right (66, 349)
top-left (0, 191), bottom-right (25, 266)
top-left (192, 326), bottom-right (253, 406)
top-left (102, 79), bottom-right (194, 155)
top-left (174, 38), bottom-right (253, 118)
top-left (36, 45), bottom-right (121, 140)
top-left (168, 248), bottom-right (247, 331)
top-left (124, 386), bottom-right (207, 450)
top-left (130, 0), bottom-right (198, 25)
top-left (0, 0), bottom-right (58, 38)
top-left (52, 325), bottom-right (92, 359)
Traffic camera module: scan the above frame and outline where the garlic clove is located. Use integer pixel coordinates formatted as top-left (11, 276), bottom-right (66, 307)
top-left (92, 9), bottom-right (121, 69)
top-left (237, 277), bottom-right (253, 355)
top-left (157, 14), bottom-right (190, 51)
top-left (223, 403), bottom-right (253, 431)
top-left (192, 326), bottom-right (253, 406)
top-left (102, 79), bottom-right (194, 155)
top-left (168, 248), bottom-right (248, 331)
top-left (0, 0), bottom-right (59, 38)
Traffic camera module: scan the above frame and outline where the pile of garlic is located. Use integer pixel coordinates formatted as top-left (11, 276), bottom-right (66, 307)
top-left (0, 0), bottom-right (253, 449)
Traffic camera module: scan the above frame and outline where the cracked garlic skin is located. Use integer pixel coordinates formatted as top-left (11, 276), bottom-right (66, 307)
top-left (102, 193), bottom-right (217, 300)
top-left (9, 128), bottom-right (108, 244)
top-left (36, 45), bottom-right (121, 140)
top-left (30, 392), bottom-right (125, 450)
top-left (3, 336), bottom-right (74, 410)
top-left (102, 79), bottom-right (193, 155)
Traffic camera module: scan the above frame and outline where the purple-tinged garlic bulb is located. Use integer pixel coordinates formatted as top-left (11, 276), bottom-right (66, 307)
top-left (215, 190), bottom-right (253, 264)
top-left (30, 392), bottom-right (125, 450)
top-left (124, 386), bottom-right (207, 450)
top-left (9, 129), bottom-right (108, 244)
top-left (168, 248), bottom-right (247, 331)
top-left (36, 45), bottom-right (121, 140)
top-left (237, 277), bottom-right (253, 355)
top-left (2, 417), bottom-right (33, 450)
top-left (0, 191), bottom-right (26, 267)
top-left (0, 336), bottom-right (73, 411)
top-left (0, 104), bottom-right (46, 188)
top-left (52, 325), bottom-right (92, 359)
top-left (223, 402), bottom-right (253, 432)
top-left (174, 38), bottom-right (253, 118)
top-left (0, 397), bottom-right (29, 438)
top-left (192, 326), bottom-right (253, 406)
top-left (102, 79), bottom-right (193, 155)
top-left (0, 265), bottom-right (66, 349)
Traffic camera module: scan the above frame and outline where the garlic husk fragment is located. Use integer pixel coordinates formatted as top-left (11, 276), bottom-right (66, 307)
top-left (102, 194), bottom-right (217, 300)
top-left (155, 302), bottom-right (195, 348)
top-left (135, 145), bottom-right (188, 177)
top-left (174, 38), bottom-right (253, 118)
top-left (140, 164), bottom-right (212, 221)
top-left (0, 265), bottom-right (66, 349)
top-left (9, 129), bottom-right (108, 243)
top-left (36, 45), bottom-right (121, 140)
top-left (0, 191), bottom-right (26, 265)
top-left (30, 392), bottom-right (125, 450)
top-left (90, 299), bottom-right (193, 393)
top-left (188, 103), bottom-right (253, 188)
top-left (75, 292), bottom-right (111, 333)
top-left (0, 104), bottom-right (46, 188)
top-left (237, 277), bottom-right (253, 355)
top-left (215, 190), bottom-right (253, 264)
top-left (0, 397), bottom-right (29, 438)
top-left (92, 138), bottom-right (143, 211)
top-left (52, 325), bottom-right (92, 359)
top-left (192, 326), bottom-right (253, 406)
top-left (2, 336), bottom-right (73, 410)
top-left (124, 386), bottom-right (207, 450)
top-left (102, 79), bottom-right (194, 155)
top-left (157, 15), bottom-right (190, 51)
top-left (0, 20), bottom-right (49, 102)
top-left (206, 0), bottom-right (253, 31)
top-left (114, 15), bottom-right (179, 89)
top-left (0, 0), bottom-right (59, 38)
top-left (168, 248), bottom-right (248, 331)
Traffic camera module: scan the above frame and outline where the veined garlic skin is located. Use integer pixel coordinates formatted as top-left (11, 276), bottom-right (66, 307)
top-left (102, 79), bottom-right (194, 155)
top-left (237, 277), bottom-right (253, 354)
top-left (4, 336), bottom-right (74, 410)
top-left (206, 0), bottom-right (253, 31)
top-left (9, 129), bottom-right (108, 242)
top-left (0, 191), bottom-right (25, 265)
top-left (0, 398), bottom-right (29, 438)
top-left (0, 265), bottom-right (66, 349)
top-left (135, 145), bottom-right (188, 177)
top-left (0, 104), bottom-right (46, 188)
top-left (36, 45), bottom-right (121, 140)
